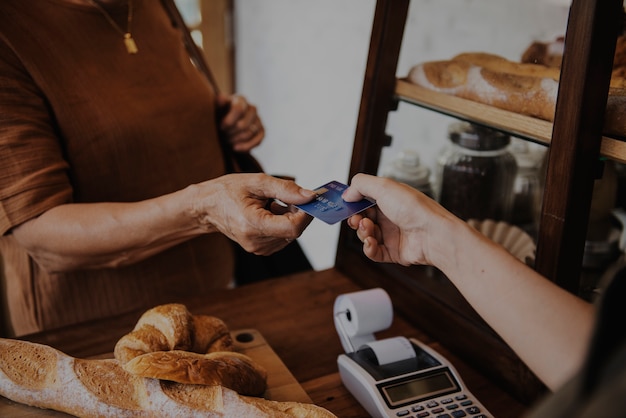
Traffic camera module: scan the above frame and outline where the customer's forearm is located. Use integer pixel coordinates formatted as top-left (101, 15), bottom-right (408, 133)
top-left (435, 220), bottom-right (594, 390)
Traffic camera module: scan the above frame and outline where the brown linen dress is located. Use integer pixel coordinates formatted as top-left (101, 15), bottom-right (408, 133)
top-left (0, 0), bottom-right (234, 336)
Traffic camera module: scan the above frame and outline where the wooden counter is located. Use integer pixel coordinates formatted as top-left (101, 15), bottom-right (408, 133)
top-left (3, 268), bottom-right (529, 417)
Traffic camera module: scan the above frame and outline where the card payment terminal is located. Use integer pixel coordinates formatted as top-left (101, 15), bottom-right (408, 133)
top-left (334, 288), bottom-right (493, 418)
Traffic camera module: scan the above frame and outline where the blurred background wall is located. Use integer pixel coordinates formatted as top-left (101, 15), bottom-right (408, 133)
top-left (175, 0), bottom-right (572, 270)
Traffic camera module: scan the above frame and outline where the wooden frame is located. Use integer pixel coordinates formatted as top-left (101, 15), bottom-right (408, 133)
top-left (190, 0), bottom-right (235, 93)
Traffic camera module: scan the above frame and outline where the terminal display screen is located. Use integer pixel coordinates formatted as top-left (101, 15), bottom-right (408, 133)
top-left (383, 370), bottom-right (457, 405)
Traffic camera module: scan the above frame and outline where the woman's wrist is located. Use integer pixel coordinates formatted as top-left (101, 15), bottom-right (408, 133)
top-left (178, 182), bottom-right (220, 235)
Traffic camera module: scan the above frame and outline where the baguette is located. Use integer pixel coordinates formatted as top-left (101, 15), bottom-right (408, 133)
top-left (0, 338), bottom-right (336, 417)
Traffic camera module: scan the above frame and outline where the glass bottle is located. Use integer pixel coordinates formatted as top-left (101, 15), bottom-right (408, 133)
top-left (509, 140), bottom-right (545, 238)
top-left (436, 122), bottom-right (517, 222)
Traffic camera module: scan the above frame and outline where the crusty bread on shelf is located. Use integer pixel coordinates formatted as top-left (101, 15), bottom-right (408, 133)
top-left (0, 304), bottom-right (337, 417)
top-left (407, 55), bottom-right (559, 121)
top-left (453, 52), bottom-right (561, 81)
top-left (521, 37), bottom-right (565, 68)
top-left (520, 33), bottom-right (626, 89)
top-left (406, 52), bottom-right (626, 138)
top-left (522, 34), bottom-right (626, 70)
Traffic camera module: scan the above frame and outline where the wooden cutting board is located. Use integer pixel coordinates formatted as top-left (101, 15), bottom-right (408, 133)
top-left (0, 329), bottom-right (311, 417)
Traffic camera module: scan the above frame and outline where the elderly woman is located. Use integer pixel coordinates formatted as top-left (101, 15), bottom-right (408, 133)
top-left (0, 0), bottom-right (313, 336)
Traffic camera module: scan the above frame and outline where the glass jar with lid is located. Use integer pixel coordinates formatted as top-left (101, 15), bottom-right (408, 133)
top-left (381, 149), bottom-right (434, 198)
top-left (436, 122), bottom-right (518, 222)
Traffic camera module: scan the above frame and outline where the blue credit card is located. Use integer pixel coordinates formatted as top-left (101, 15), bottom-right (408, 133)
top-left (296, 180), bottom-right (376, 225)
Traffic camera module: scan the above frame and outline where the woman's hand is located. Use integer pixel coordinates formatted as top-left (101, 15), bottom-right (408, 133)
top-left (216, 93), bottom-right (264, 152)
top-left (188, 173), bottom-right (314, 255)
top-left (12, 174), bottom-right (315, 272)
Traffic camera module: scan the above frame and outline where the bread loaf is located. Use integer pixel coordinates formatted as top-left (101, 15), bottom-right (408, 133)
top-left (407, 57), bottom-right (559, 121)
top-left (0, 338), bottom-right (336, 417)
top-left (522, 34), bottom-right (626, 69)
top-left (521, 37), bottom-right (564, 68)
top-left (453, 52), bottom-right (561, 80)
top-left (407, 52), bottom-right (626, 137)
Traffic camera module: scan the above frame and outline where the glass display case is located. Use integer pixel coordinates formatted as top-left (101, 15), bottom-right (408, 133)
top-left (334, 0), bottom-right (623, 404)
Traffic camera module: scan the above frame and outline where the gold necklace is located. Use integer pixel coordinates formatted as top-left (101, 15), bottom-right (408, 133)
top-left (88, 0), bottom-right (138, 54)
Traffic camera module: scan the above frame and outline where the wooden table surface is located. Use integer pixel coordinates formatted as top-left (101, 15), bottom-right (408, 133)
top-left (11, 268), bottom-right (529, 417)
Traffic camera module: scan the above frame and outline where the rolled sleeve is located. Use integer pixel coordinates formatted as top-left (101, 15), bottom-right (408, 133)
top-left (0, 38), bottom-right (71, 235)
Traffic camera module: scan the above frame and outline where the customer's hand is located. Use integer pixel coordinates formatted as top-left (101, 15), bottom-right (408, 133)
top-left (189, 173), bottom-right (315, 255)
top-left (342, 173), bottom-right (596, 392)
top-left (342, 173), bottom-right (456, 267)
top-left (216, 93), bottom-right (264, 152)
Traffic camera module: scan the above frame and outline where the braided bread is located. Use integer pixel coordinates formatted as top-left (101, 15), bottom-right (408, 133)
top-left (114, 304), bottom-right (233, 364)
top-left (114, 304), bottom-right (265, 395)
top-left (123, 350), bottom-right (267, 396)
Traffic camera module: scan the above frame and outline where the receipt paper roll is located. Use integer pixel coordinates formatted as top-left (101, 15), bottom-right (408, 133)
top-left (334, 288), bottom-right (393, 353)
top-left (360, 336), bottom-right (416, 365)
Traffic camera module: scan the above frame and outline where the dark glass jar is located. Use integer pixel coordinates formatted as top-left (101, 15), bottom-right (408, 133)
top-left (436, 122), bottom-right (517, 222)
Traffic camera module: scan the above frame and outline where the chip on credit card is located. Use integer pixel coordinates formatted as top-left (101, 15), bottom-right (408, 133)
top-left (295, 180), bottom-right (376, 225)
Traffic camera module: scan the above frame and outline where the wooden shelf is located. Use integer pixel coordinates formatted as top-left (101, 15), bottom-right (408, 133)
top-left (396, 79), bottom-right (626, 163)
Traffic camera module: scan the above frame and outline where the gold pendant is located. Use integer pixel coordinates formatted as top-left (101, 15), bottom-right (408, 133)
top-left (124, 33), bottom-right (138, 54)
